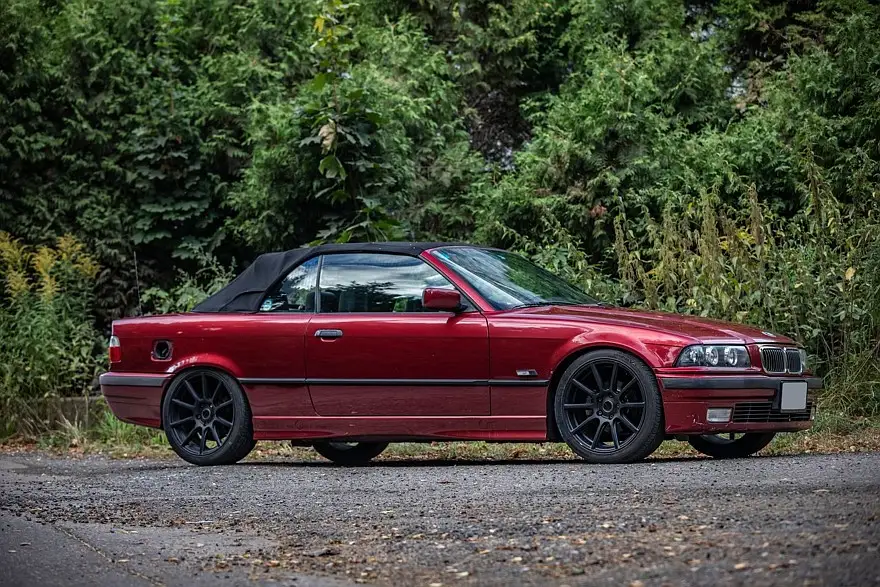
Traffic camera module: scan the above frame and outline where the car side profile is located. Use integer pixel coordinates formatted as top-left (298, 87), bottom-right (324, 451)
top-left (100, 242), bottom-right (821, 466)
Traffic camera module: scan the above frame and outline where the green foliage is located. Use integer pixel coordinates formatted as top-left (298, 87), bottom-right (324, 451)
top-left (2, 0), bottom-right (879, 429)
top-left (142, 252), bottom-right (236, 313)
top-left (0, 233), bottom-right (104, 434)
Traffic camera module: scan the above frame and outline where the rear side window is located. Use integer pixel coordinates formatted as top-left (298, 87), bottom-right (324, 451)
top-left (317, 253), bottom-right (455, 313)
top-left (260, 257), bottom-right (319, 312)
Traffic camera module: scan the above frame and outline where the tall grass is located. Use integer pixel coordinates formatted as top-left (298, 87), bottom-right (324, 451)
top-left (606, 188), bottom-right (880, 417)
top-left (0, 233), bottom-right (105, 436)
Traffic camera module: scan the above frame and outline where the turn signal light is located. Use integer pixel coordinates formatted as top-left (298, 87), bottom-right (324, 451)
top-left (109, 335), bottom-right (122, 363)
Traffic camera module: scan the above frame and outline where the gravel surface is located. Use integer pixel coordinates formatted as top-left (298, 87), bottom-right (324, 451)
top-left (1, 451), bottom-right (879, 586)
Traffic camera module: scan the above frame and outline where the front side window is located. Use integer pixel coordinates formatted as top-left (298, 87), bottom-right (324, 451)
top-left (260, 257), bottom-right (319, 312)
top-left (432, 247), bottom-right (599, 310)
top-left (318, 253), bottom-right (455, 313)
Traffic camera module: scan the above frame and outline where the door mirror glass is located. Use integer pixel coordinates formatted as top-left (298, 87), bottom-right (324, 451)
top-left (422, 287), bottom-right (462, 311)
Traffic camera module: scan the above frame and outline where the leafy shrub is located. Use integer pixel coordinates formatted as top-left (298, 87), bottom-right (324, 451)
top-left (142, 252), bottom-right (235, 314)
top-left (0, 233), bottom-right (104, 435)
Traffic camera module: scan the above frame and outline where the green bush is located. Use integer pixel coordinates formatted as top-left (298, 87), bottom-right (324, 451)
top-left (1, 0), bottom-right (879, 431)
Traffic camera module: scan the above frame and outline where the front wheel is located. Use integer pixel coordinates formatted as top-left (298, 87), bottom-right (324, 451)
top-left (313, 441), bottom-right (388, 465)
top-left (687, 432), bottom-right (776, 459)
top-left (554, 349), bottom-right (664, 464)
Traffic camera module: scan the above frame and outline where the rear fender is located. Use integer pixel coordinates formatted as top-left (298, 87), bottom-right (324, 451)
top-left (162, 353), bottom-right (245, 379)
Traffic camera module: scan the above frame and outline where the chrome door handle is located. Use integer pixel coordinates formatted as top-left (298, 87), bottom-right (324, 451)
top-left (314, 329), bottom-right (344, 339)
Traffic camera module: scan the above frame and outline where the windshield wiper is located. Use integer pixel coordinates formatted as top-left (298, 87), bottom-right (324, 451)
top-left (511, 301), bottom-right (605, 309)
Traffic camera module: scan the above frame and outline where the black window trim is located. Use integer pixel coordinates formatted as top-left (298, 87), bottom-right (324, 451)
top-left (258, 255), bottom-right (321, 314)
top-left (313, 251), bottom-right (478, 315)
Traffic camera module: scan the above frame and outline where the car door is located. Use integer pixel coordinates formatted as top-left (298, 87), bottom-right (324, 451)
top-left (305, 252), bottom-right (490, 416)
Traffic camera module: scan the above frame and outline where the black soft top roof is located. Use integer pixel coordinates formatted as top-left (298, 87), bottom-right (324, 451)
top-left (192, 242), bottom-right (468, 313)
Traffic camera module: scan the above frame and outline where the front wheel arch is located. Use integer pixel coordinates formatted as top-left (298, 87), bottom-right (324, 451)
top-left (546, 345), bottom-right (664, 442)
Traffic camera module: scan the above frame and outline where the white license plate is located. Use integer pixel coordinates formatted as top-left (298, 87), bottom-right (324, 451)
top-left (780, 381), bottom-right (808, 411)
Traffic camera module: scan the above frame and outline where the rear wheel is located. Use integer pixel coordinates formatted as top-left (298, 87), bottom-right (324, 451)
top-left (313, 441), bottom-right (388, 466)
top-left (687, 432), bottom-right (776, 459)
top-left (554, 349), bottom-right (664, 464)
top-left (162, 369), bottom-right (255, 466)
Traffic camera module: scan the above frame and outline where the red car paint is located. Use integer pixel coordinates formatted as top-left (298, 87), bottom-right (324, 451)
top-left (101, 247), bottom-right (819, 442)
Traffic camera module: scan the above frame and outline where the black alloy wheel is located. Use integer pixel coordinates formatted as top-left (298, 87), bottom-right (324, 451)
top-left (313, 441), bottom-right (389, 466)
top-left (162, 369), bottom-right (255, 466)
top-left (555, 349), bottom-right (664, 463)
top-left (687, 432), bottom-right (776, 459)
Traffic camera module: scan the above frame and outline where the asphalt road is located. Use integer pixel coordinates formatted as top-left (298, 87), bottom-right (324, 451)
top-left (1, 451), bottom-right (878, 587)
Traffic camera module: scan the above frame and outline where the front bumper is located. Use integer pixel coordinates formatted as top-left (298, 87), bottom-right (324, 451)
top-left (659, 375), bottom-right (822, 435)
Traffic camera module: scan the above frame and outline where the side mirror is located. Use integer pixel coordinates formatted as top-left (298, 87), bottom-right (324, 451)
top-left (423, 288), bottom-right (462, 312)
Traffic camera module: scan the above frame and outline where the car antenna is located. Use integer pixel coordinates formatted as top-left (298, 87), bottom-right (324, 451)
top-left (133, 247), bottom-right (143, 316)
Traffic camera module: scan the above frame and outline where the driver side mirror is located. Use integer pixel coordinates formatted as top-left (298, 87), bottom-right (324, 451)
top-left (422, 288), bottom-right (463, 312)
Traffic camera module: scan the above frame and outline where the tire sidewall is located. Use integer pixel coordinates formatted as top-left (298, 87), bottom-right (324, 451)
top-left (687, 432), bottom-right (776, 459)
top-left (313, 441), bottom-right (389, 466)
top-left (162, 368), bottom-right (253, 466)
top-left (554, 349), bottom-right (664, 463)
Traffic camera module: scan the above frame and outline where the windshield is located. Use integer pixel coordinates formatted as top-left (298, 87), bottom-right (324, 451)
top-left (432, 247), bottom-right (599, 310)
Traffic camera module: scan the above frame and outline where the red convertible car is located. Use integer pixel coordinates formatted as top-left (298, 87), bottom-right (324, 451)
top-left (100, 243), bottom-right (820, 466)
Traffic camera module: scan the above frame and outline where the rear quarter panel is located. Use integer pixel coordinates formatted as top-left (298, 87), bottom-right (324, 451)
top-left (108, 313), bottom-right (317, 429)
top-left (111, 313), bottom-right (309, 378)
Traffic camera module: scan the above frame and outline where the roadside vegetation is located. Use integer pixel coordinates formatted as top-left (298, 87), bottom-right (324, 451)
top-left (1, 0), bottom-right (878, 450)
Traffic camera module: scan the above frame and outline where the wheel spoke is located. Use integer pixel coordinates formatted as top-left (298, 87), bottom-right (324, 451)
top-left (570, 415), bottom-right (596, 434)
top-left (619, 413), bottom-right (639, 433)
top-left (608, 363), bottom-right (618, 393)
top-left (210, 380), bottom-right (222, 402)
top-left (215, 416), bottom-right (233, 428)
top-left (172, 398), bottom-right (195, 411)
top-left (563, 402), bottom-right (593, 410)
top-left (616, 377), bottom-right (637, 398)
top-left (210, 424), bottom-right (223, 447)
top-left (215, 399), bottom-right (233, 410)
top-left (201, 373), bottom-right (208, 398)
top-left (199, 429), bottom-right (207, 454)
top-left (590, 363), bottom-right (603, 391)
top-left (185, 380), bottom-right (200, 402)
top-left (181, 426), bottom-right (199, 446)
top-left (728, 432), bottom-right (735, 441)
top-left (591, 421), bottom-right (606, 448)
top-left (620, 401), bottom-right (645, 408)
top-left (169, 416), bottom-right (194, 428)
top-left (572, 379), bottom-right (599, 396)
top-left (610, 420), bottom-right (620, 448)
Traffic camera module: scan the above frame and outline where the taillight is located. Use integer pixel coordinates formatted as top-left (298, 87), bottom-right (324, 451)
top-left (109, 335), bottom-right (122, 363)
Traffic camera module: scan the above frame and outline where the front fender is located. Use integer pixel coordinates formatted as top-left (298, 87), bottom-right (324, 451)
top-left (547, 330), bottom-right (682, 378)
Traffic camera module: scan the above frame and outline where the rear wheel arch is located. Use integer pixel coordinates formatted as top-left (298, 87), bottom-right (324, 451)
top-left (546, 344), bottom-right (663, 442)
top-left (159, 364), bottom-right (248, 428)
top-left (161, 366), bottom-right (256, 465)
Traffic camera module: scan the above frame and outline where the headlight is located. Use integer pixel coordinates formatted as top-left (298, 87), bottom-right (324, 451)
top-left (799, 348), bottom-right (808, 371)
top-left (676, 345), bottom-right (750, 368)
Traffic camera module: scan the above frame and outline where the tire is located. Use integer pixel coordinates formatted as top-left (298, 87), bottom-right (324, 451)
top-left (162, 368), bottom-right (255, 466)
top-left (687, 432), bottom-right (776, 459)
top-left (554, 349), bottom-right (664, 464)
top-left (313, 441), bottom-right (388, 466)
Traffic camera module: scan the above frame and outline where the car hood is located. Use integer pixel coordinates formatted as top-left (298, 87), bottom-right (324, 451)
top-left (506, 305), bottom-right (795, 345)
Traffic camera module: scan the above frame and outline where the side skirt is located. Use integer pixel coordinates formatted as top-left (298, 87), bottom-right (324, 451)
top-left (252, 415), bottom-right (548, 442)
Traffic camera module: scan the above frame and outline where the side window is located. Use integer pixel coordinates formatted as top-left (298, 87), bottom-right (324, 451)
top-left (260, 257), bottom-right (319, 312)
top-left (318, 253), bottom-right (456, 313)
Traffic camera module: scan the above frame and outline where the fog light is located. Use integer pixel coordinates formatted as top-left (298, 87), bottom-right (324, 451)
top-left (706, 408), bottom-right (732, 423)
